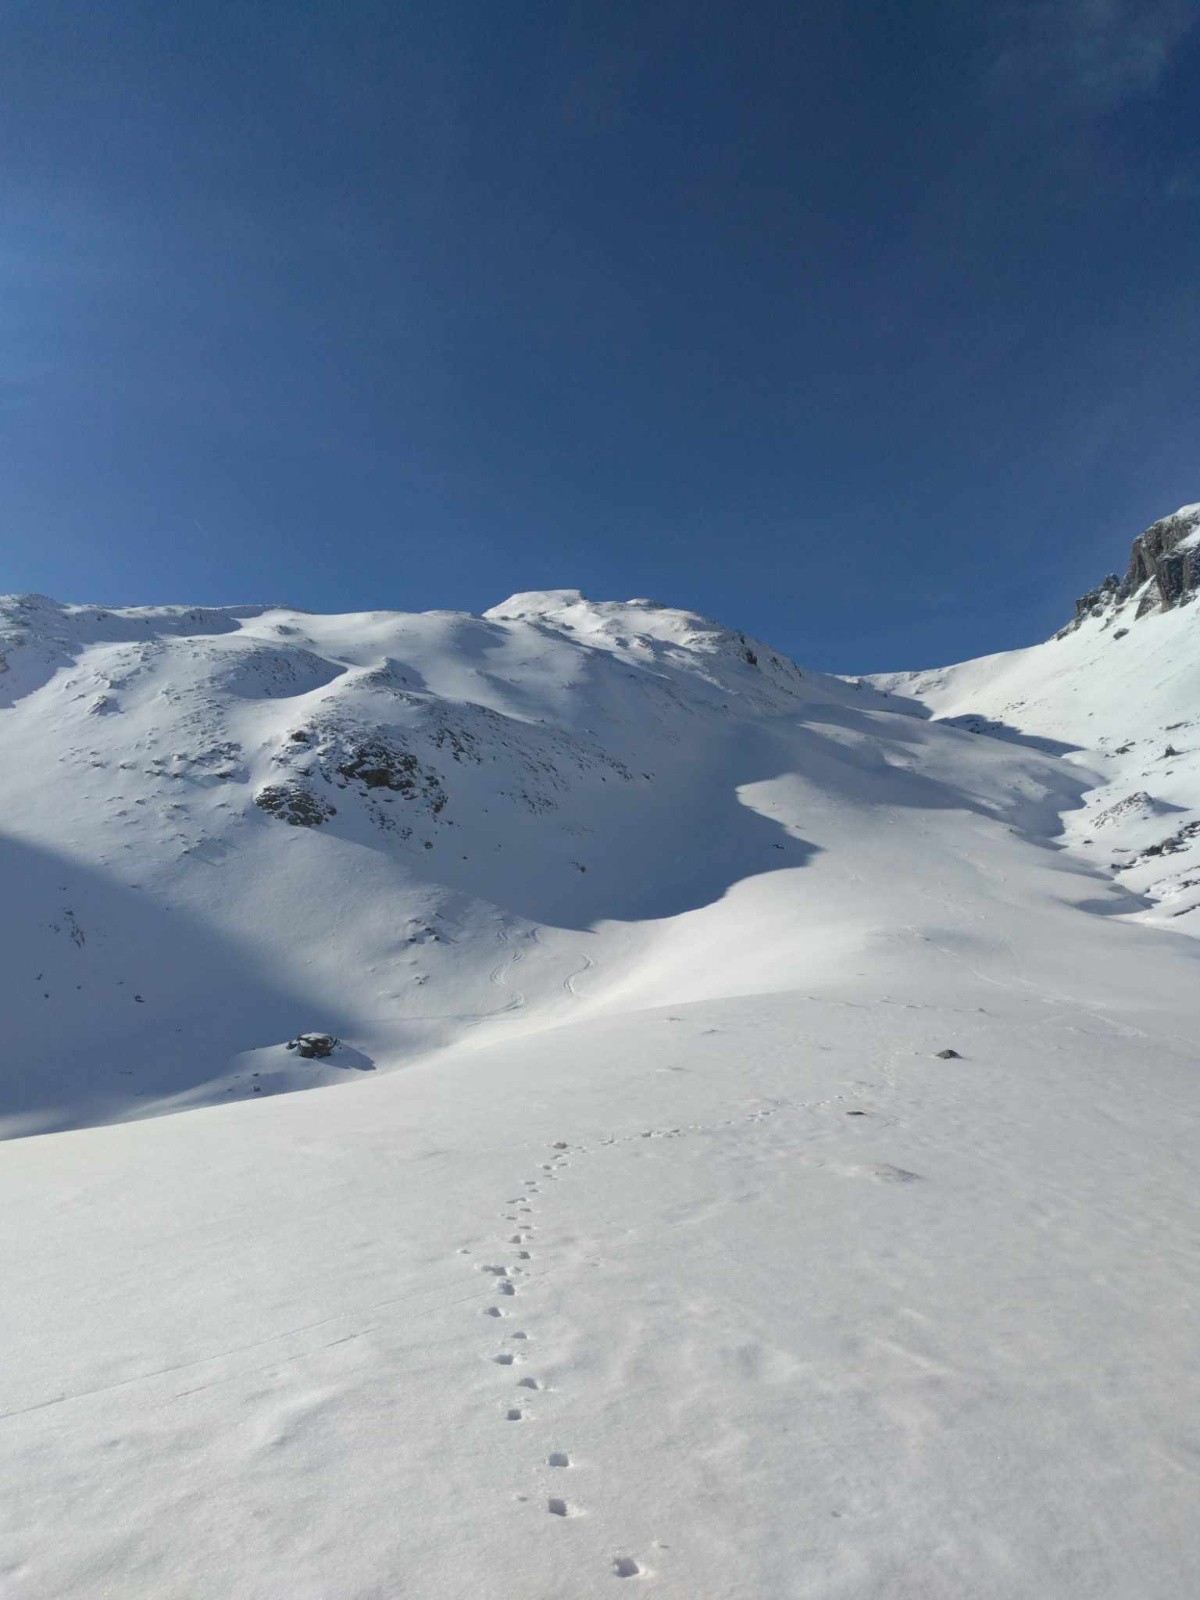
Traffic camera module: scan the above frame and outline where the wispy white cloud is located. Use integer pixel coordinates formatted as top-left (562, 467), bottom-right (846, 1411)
top-left (989, 0), bottom-right (1196, 114)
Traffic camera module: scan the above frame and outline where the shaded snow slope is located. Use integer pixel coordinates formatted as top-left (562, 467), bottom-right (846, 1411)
top-left (3, 584), bottom-right (1164, 1136)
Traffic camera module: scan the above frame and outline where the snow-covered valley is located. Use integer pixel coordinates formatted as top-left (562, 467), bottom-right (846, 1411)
top-left (1, 508), bottom-right (1198, 1598)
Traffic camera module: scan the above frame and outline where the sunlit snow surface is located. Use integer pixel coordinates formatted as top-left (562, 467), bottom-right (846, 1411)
top-left (0, 585), bottom-right (1197, 1597)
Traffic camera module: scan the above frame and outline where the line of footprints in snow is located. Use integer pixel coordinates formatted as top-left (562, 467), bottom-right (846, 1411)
top-left (458, 1094), bottom-right (874, 1585)
top-left (463, 1137), bottom-right (648, 1582)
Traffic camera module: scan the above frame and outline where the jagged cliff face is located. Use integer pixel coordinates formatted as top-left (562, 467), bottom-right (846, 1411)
top-left (1067, 503), bottom-right (1200, 632)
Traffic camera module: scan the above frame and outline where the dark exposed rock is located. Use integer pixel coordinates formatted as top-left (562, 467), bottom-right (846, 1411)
top-left (935, 1048), bottom-right (961, 1059)
top-left (1134, 819), bottom-right (1200, 862)
top-left (254, 783), bottom-right (336, 826)
top-left (286, 1032), bottom-right (338, 1058)
top-left (1073, 574), bottom-right (1120, 621)
top-left (1064, 505), bottom-right (1200, 633)
top-left (332, 737), bottom-right (447, 811)
top-left (1118, 507), bottom-right (1200, 613)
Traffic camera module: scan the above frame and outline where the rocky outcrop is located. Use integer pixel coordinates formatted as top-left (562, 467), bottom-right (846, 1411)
top-left (286, 1032), bottom-right (338, 1059)
top-left (254, 783), bottom-right (336, 826)
top-left (1118, 506), bottom-right (1200, 616)
top-left (332, 738), bottom-right (446, 808)
top-left (1065, 504), bottom-right (1199, 632)
top-left (1072, 573), bottom-right (1120, 622)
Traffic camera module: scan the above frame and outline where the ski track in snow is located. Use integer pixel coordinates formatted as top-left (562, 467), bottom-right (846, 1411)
top-left (487, 927), bottom-right (527, 1014)
top-left (563, 952), bottom-right (595, 997)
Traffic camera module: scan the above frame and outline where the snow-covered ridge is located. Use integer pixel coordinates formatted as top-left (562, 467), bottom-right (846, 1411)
top-left (867, 499), bottom-right (1200, 929)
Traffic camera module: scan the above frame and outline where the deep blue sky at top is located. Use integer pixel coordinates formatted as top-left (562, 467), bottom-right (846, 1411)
top-left (1, 1), bottom-right (1197, 670)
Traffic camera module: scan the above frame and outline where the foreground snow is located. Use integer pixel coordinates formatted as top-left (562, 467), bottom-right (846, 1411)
top-left (3, 974), bottom-right (1198, 1598)
top-left (1, 555), bottom-right (1198, 1596)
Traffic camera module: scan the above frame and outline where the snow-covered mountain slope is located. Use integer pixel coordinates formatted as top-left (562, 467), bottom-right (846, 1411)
top-left (868, 503), bottom-right (1200, 931)
top-left (4, 582), bottom-right (1173, 1138)
top-left (2, 560), bottom-right (1200, 1599)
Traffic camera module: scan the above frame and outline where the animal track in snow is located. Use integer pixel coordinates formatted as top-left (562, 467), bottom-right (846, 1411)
top-left (471, 1131), bottom-right (721, 1583)
top-left (467, 1095), bottom-right (884, 1581)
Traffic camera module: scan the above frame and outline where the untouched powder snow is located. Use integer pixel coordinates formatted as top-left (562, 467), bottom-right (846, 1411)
top-left (1, 553), bottom-right (1199, 1598)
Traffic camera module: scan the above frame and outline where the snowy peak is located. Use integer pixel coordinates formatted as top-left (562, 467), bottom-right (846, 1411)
top-left (483, 588), bottom-right (816, 709)
top-left (485, 586), bottom-right (777, 666)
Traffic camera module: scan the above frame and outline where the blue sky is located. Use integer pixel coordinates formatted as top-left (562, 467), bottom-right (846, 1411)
top-left (1, 0), bottom-right (1197, 671)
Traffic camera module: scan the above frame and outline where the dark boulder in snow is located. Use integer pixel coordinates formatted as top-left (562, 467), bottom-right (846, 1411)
top-left (935, 1048), bottom-right (961, 1059)
top-left (286, 1032), bottom-right (338, 1059)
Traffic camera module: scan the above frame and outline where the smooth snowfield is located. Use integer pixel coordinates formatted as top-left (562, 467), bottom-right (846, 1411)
top-left (1, 581), bottom-right (1198, 1596)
